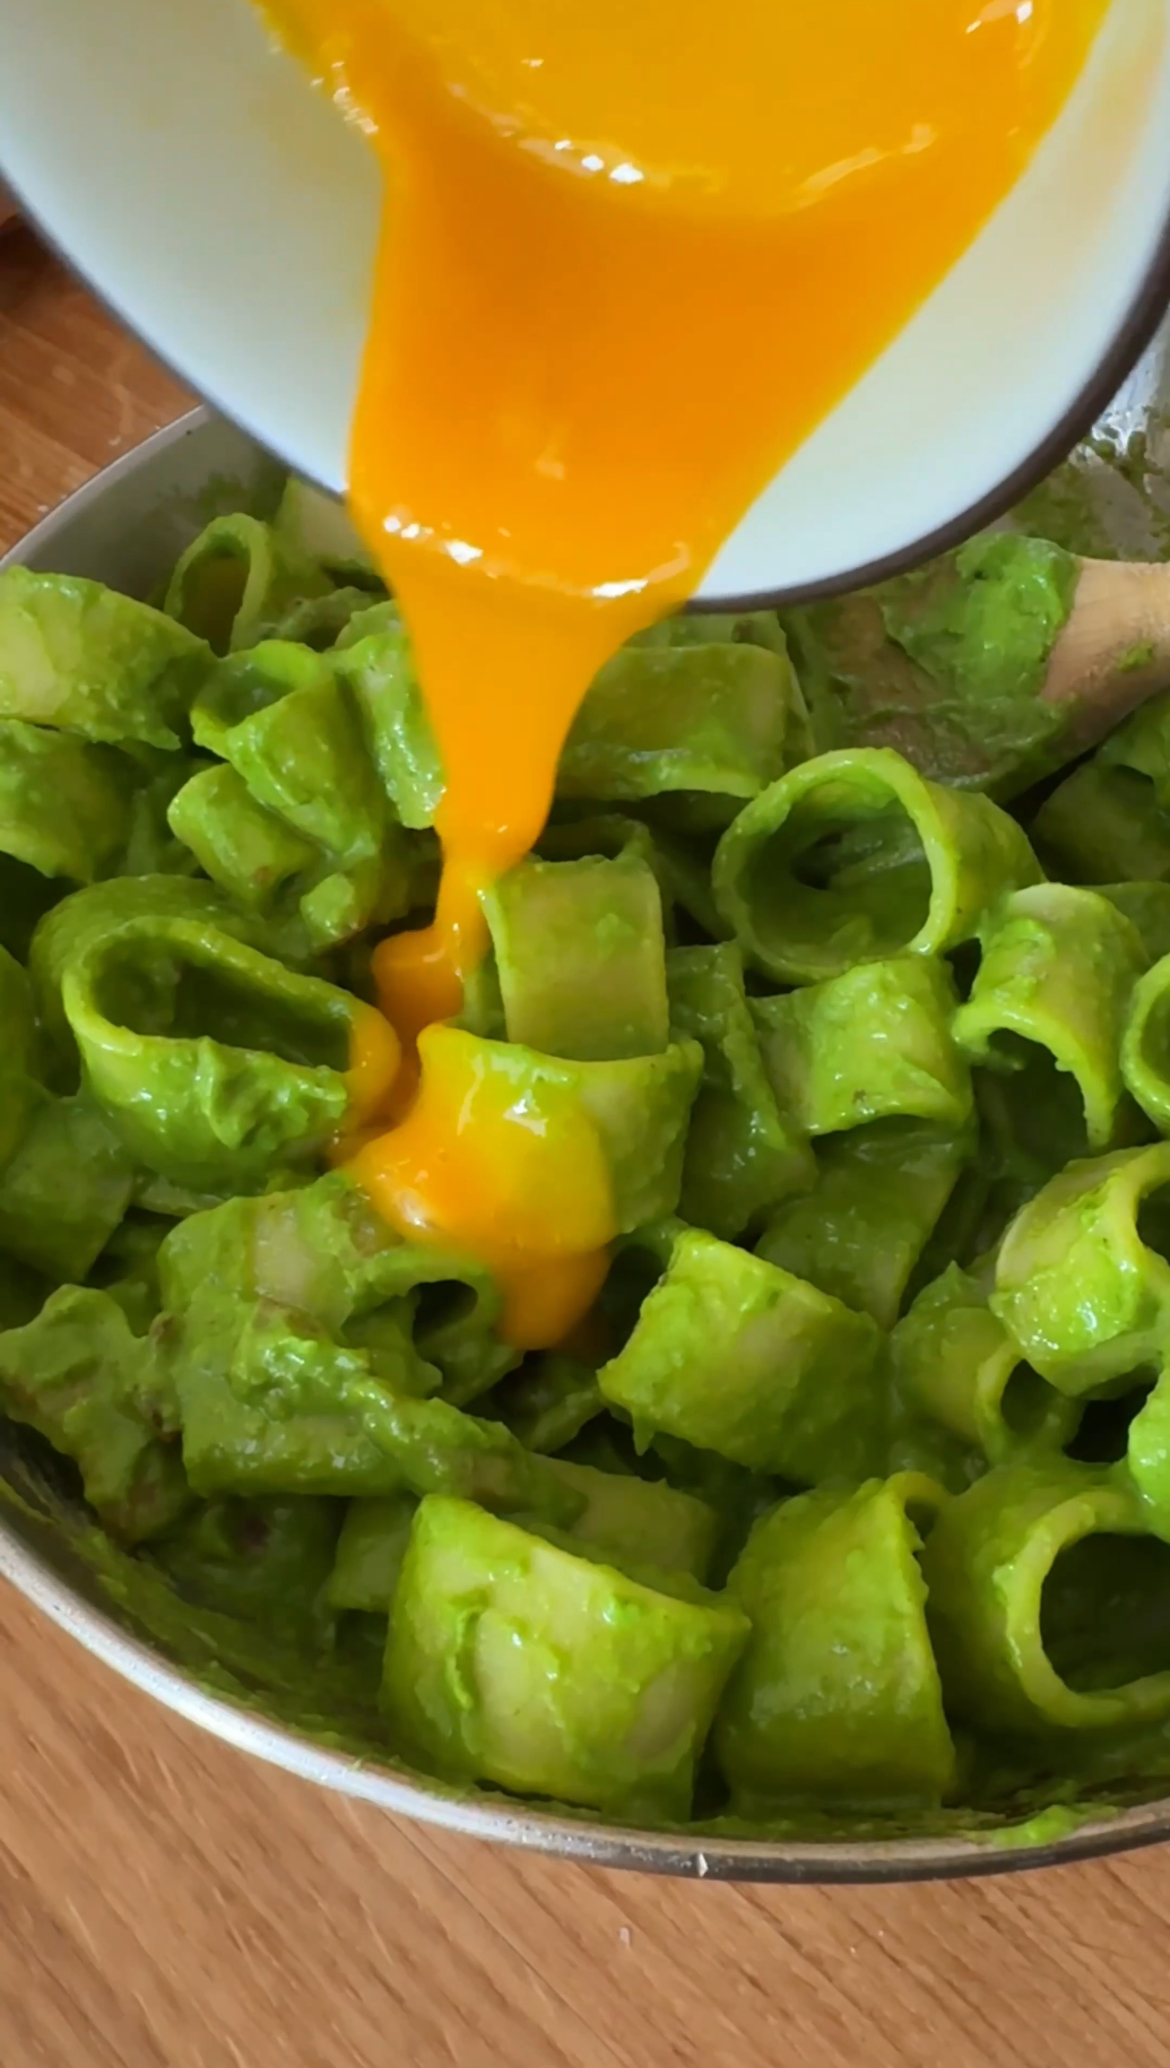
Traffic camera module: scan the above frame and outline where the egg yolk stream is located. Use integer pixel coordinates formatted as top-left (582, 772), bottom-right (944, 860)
top-left (371, 568), bottom-right (634, 1035)
top-left (263, 0), bottom-right (1107, 1347)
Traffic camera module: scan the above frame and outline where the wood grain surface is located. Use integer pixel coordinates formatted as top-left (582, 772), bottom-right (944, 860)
top-left (4, 223), bottom-right (1170, 2068)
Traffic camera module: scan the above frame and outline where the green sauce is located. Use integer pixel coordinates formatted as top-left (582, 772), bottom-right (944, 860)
top-left (5, 471), bottom-right (1170, 1858)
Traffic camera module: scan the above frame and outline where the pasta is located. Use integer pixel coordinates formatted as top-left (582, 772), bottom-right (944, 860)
top-left (755, 1119), bottom-right (971, 1328)
top-left (667, 943), bottom-right (814, 1238)
top-left (952, 885), bottom-right (1146, 1155)
top-left (711, 746), bottom-right (1041, 984)
top-left (888, 1261), bottom-right (1080, 1483)
top-left (597, 1224), bottom-right (883, 1478)
top-left (921, 1462), bottom-right (1170, 1736)
top-left (716, 1475), bottom-right (954, 1810)
top-left (752, 955), bottom-right (972, 1137)
top-left (29, 878), bottom-right (398, 1190)
top-left (993, 1144), bottom-right (1170, 1391)
top-left (6, 496), bottom-right (1170, 1837)
top-left (384, 1496), bottom-right (750, 1820)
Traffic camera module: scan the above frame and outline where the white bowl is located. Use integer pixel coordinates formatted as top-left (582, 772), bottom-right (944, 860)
top-left (2, 0), bottom-right (1170, 605)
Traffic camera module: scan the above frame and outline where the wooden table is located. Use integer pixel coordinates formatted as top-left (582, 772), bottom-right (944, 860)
top-left (3, 224), bottom-right (1170, 2068)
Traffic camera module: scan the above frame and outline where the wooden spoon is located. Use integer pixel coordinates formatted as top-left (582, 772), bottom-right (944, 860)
top-left (786, 545), bottom-right (1170, 796)
top-left (1044, 558), bottom-right (1170, 742)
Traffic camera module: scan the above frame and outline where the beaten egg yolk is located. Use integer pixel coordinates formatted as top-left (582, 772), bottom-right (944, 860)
top-left (349, 1024), bottom-right (613, 1348)
top-left (262, 0), bottom-right (1108, 1346)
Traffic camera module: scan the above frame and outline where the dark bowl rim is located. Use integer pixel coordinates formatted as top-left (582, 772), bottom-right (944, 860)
top-left (701, 207), bottom-right (1170, 611)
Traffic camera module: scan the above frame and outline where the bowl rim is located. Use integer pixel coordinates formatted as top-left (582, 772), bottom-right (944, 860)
top-left (6, 1487), bottom-right (1170, 1884)
top-left (717, 212), bottom-right (1170, 611)
top-left (5, 165), bottom-right (1170, 614)
top-left (7, 408), bottom-right (1170, 1884)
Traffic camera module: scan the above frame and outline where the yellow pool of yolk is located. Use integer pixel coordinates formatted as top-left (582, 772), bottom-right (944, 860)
top-left (348, 1025), bottom-right (614, 1348)
top-left (264, 0), bottom-right (1108, 1346)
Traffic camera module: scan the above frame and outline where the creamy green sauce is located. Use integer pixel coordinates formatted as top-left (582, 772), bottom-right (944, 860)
top-left (7, 1447), bottom-right (1144, 1854)
top-left (785, 532), bottom-right (1079, 794)
top-left (7, 453), bottom-right (1170, 1857)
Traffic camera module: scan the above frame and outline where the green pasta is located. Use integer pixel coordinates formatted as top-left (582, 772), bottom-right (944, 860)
top-left (383, 1495), bottom-right (750, 1818)
top-left (542, 1456), bottom-right (719, 1580)
top-left (0, 937), bottom-right (136, 1279)
top-left (482, 852), bottom-right (670, 1061)
top-left (712, 746), bottom-right (1040, 984)
top-left (666, 943), bottom-right (814, 1238)
top-left (484, 1351), bottom-right (604, 1453)
top-left (166, 764), bottom-right (321, 916)
top-left (164, 513), bottom-right (332, 656)
top-left (157, 1172), bottom-right (504, 1395)
top-left (327, 1493), bottom-right (419, 1613)
top-left (12, 487), bottom-right (1170, 1837)
top-left (1097, 689), bottom-right (1170, 805)
top-left (333, 607), bottom-right (445, 829)
top-left (191, 643), bottom-right (381, 851)
top-left (37, 885), bottom-right (388, 1190)
top-left (597, 1225), bottom-right (882, 1480)
top-left (0, 1285), bottom-right (188, 1543)
top-left (0, 1089), bottom-right (135, 1282)
top-left (755, 1119), bottom-right (970, 1328)
top-left (152, 1177), bottom-right (575, 1518)
top-left (0, 943), bottom-right (35, 1079)
top-left (156, 1495), bottom-right (343, 1646)
top-left (0, 567), bottom-right (209, 748)
top-left (1097, 883), bottom-right (1170, 965)
top-left (334, 607), bottom-right (806, 830)
top-left (1122, 952), bottom-right (1170, 1133)
top-left (1032, 764), bottom-right (1170, 886)
top-left (30, 874), bottom-right (260, 1059)
top-left (888, 1263), bottom-right (1080, 1484)
top-left (752, 954), bottom-right (971, 1136)
top-left (716, 1475), bottom-right (955, 1809)
top-left (1122, 1370), bottom-right (1170, 1542)
top-left (272, 478), bottom-right (382, 589)
top-left (162, 1283), bottom-right (579, 1524)
top-left (0, 719), bottom-right (136, 884)
top-left (422, 1028), bottom-right (704, 1235)
top-left (416, 1282), bottom-right (522, 1409)
top-left (180, 639), bottom-right (419, 949)
top-left (91, 1213), bottom-right (168, 1336)
top-left (558, 635), bottom-right (800, 804)
top-left (331, 1456), bottom-right (718, 1621)
top-left (973, 1054), bottom-right (1092, 1210)
top-left (1031, 683), bottom-right (1170, 888)
top-left (922, 1460), bottom-right (1170, 1735)
top-left (0, 853), bottom-right (61, 962)
top-left (538, 809), bottom-right (728, 943)
top-left (992, 1144), bottom-right (1170, 1393)
top-left (953, 884), bottom-right (1147, 1155)
top-left (784, 533), bottom-right (1078, 791)
top-left (171, 1300), bottom-right (500, 1503)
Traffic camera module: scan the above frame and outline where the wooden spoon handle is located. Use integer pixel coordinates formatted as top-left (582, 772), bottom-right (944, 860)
top-left (1042, 557), bottom-right (1170, 747)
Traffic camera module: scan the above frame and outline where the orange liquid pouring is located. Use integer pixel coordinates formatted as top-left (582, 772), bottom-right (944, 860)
top-left (264, 0), bottom-right (1107, 1346)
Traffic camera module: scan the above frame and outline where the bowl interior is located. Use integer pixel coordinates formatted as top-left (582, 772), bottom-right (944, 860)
top-left (2, 0), bottom-right (1170, 603)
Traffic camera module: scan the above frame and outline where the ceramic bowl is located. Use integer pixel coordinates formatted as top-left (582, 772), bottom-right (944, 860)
top-left (2, 0), bottom-right (1170, 602)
